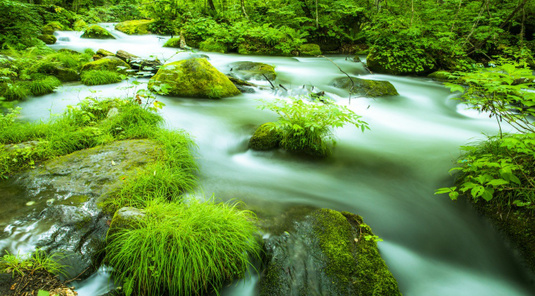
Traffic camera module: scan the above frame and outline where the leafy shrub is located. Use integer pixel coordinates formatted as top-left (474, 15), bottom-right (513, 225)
top-left (260, 97), bottom-right (369, 157)
top-left (28, 75), bottom-right (61, 96)
top-left (105, 199), bottom-right (260, 295)
top-left (81, 70), bottom-right (123, 85)
top-left (0, 0), bottom-right (43, 49)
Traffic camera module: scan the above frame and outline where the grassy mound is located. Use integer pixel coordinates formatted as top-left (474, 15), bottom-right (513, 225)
top-left (106, 199), bottom-right (260, 295)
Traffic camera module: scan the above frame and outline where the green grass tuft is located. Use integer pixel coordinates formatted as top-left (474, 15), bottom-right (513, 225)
top-left (0, 249), bottom-right (66, 277)
top-left (28, 75), bottom-right (61, 96)
top-left (106, 198), bottom-right (260, 296)
top-left (81, 70), bottom-right (123, 86)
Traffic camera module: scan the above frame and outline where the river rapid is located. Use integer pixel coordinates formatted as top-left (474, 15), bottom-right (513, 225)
top-left (1, 24), bottom-right (534, 296)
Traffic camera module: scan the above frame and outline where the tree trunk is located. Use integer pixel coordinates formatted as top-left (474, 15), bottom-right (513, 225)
top-left (241, 0), bottom-right (249, 19)
top-left (207, 0), bottom-right (217, 12)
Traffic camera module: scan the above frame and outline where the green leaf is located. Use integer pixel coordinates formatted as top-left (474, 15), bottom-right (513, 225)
top-left (38, 291), bottom-right (50, 296)
top-left (486, 179), bottom-right (509, 187)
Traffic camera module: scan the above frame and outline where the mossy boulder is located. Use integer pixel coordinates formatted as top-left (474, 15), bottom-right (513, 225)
top-left (163, 37), bottom-right (181, 48)
top-left (249, 123), bottom-right (281, 151)
top-left (96, 48), bottom-right (115, 57)
top-left (53, 67), bottom-right (80, 82)
top-left (38, 34), bottom-right (57, 45)
top-left (148, 58), bottom-right (240, 99)
top-left (81, 56), bottom-right (130, 74)
top-left (81, 25), bottom-right (115, 39)
top-left (107, 207), bottom-right (146, 238)
top-left (330, 76), bottom-right (399, 97)
top-left (228, 61), bottom-right (277, 81)
top-left (42, 21), bottom-right (64, 35)
top-left (115, 19), bottom-right (155, 35)
top-left (73, 19), bottom-right (87, 31)
top-left (428, 70), bottom-right (452, 81)
top-left (299, 43), bottom-right (322, 56)
top-left (259, 208), bottom-right (401, 296)
top-left (199, 38), bottom-right (228, 53)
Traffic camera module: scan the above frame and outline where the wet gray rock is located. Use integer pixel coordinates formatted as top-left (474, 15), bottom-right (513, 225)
top-left (228, 61), bottom-right (277, 81)
top-left (4, 140), bottom-right (162, 279)
top-left (259, 208), bottom-right (401, 296)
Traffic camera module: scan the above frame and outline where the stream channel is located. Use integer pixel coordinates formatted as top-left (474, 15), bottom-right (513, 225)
top-left (1, 24), bottom-right (534, 296)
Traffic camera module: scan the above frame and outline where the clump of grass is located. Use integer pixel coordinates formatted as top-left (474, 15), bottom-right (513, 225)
top-left (0, 249), bottom-right (65, 277)
top-left (104, 129), bottom-right (197, 211)
top-left (106, 199), bottom-right (260, 296)
top-left (28, 75), bottom-right (61, 96)
top-left (0, 82), bottom-right (30, 101)
top-left (81, 70), bottom-right (123, 86)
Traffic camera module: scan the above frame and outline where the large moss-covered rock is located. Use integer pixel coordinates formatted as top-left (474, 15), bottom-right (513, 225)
top-left (199, 38), bottom-right (228, 53)
top-left (81, 25), bottom-right (115, 39)
top-left (96, 48), bottom-right (115, 57)
top-left (249, 123), bottom-right (281, 151)
top-left (38, 34), bottom-right (56, 45)
top-left (81, 56), bottom-right (130, 74)
top-left (259, 208), bottom-right (401, 296)
top-left (229, 61), bottom-right (277, 81)
top-left (42, 21), bottom-right (64, 35)
top-left (148, 58), bottom-right (240, 98)
top-left (115, 19), bottom-right (154, 35)
top-left (330, 76), bottom-right (399, 97)
top-left (163, 37), bottom-right (182, 48)
top-left (299, 43), bottom-right (322, 56)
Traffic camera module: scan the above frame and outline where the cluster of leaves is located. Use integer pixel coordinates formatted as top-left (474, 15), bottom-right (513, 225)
top-left (437, 58), bottom-right (535, 211)
top-left (260, 96), bottom-right (369, 157)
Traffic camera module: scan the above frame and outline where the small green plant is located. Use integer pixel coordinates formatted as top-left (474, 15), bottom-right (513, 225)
top-left (81, 70), bottom-right (123, 86)
top-left (436, 134), bottom-right (535, 209)
top-left (105, 198), bottom-right (260, 295)
top-left (259, 96), bottom-right (369, 157)
top-left (0, 249), bottom-right (65, 277)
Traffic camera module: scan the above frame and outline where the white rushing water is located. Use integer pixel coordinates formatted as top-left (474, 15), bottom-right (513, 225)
top-left (3, 26), bottom-right (534, 295)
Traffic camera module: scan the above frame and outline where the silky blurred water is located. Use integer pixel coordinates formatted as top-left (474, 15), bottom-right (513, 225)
top-left (1, 26), bottom-right (534, 295)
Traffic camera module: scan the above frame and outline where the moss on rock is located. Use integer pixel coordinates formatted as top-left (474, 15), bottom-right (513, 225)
top-left (42, 21), bottom-right (64, 35)
top-left (73, 19), bottom-right (87, 31)
top-left (148, 58), bottom-right (240, 99)
top-left (37, 34), bottom-right (56, 45)
top-left (229, 61), bottom-right (277, 81)
top-left (81, 25), bottom-right (115, 39)
top-left (81, 56), bottom-right (130, 74)
top-left (428, 70), bottom-right (452, 81)
top-left (299, 43), bottom-right (322, 56)
top-left (96, 48), bottom-right (115, 57)
top-left (115, 19), bottom-right (154, 35)
top-left (199, 38), bottom-right (228, 53)
top-left (163, 37), bottom-right (181, 48)
top-left (249, 123), bottom-right (281, 150)
top-left (330, 76), bottom-right (399, 97)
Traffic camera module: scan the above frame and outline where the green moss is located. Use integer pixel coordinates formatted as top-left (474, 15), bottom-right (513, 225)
top-left (42, 21), bottom-right (64, 35)
top-left (312, 209), bottom-right (358, 288)
top-left (81, 25), bottom-right (115, 39)
top-left (96, 49), bottom-right (115, 57)
top-left (229, 61), bottom-right (277, 81)
top-left (199, 38), bottom-right (228, 53)
top-left (115, 19), bottom-right (154, 35)
top-left (148, 58), bottom-right (240, 99)
top-left (331, 77), bottom-right (399, 97)
top-left (299, 43), bottom-right (322, 56)
top-left (428, 70), bottom-right (452, 81)
top-left (342, 212), bottom-right (402, 296)
top-left (37, 34), bottom-right (56, 45)
top-left (73, 19), bottom-right (87, 31)
top-left (249, 123), bottom-right (281, 150)
top-left (81, 57), bottom-right (130, 74)
top-left (163, 37), bottom-right (181, 48)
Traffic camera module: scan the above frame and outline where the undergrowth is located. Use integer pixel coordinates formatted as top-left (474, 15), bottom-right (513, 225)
top-left (0, 249), bottom-right (65, 277)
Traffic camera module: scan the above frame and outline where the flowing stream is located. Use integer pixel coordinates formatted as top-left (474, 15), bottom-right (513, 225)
top-left (1, 24), bottom-right (534, 295)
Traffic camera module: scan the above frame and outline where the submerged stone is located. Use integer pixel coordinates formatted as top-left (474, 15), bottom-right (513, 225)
top-left (249, 123), bottom-right (281, 151)
top-left (148, 58), bottom-right (240, 98)
top-left (330, 76), bottom-right (399, 97)
top-left (259, 208), bottom-right (401, 296)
